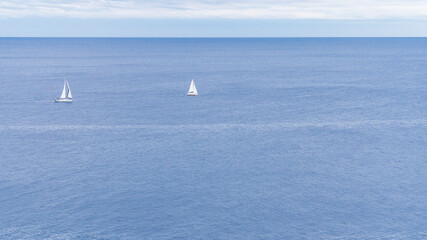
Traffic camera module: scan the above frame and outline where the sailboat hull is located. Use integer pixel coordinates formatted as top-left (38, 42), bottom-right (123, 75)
top-left (54, 98), bottom-right (72, 103)
top-left (187, 93), bottom-right (198, 96)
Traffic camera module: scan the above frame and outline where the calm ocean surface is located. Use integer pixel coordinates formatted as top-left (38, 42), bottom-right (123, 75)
top-left (0, 38), bottom-right (426, 239)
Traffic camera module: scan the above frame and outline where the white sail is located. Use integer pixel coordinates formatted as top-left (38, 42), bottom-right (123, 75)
top-left (60, 81), bottom-right (67, 99)
top-left (187, 79), bottom-right (198, 95)
top-left (66, 81), bottom-right (72, 99)
top-left (55, 80), bottom-right (72, 102)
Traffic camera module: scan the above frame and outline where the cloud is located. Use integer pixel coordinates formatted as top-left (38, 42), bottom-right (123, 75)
top-left (0, 0), bottom-right (426, 19)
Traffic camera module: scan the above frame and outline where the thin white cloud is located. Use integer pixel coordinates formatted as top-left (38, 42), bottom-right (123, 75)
top-left (0, 0), bottom-right (426, 19)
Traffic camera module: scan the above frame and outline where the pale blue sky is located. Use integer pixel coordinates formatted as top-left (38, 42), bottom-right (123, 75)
top-left (0, 0), bottom-right (426, 37)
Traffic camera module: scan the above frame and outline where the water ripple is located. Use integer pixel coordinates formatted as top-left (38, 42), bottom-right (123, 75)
top-left (0, 119), bottom-right (426, 132)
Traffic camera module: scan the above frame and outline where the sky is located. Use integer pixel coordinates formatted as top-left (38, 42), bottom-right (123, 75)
top-left (0, 0), bottom-right (426, 37)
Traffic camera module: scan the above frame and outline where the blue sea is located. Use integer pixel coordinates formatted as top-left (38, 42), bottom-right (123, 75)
top-left (0, 38), bottom-right (426, 239)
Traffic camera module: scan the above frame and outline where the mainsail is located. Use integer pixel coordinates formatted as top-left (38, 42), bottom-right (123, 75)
top-left (187, 79), bottom-right (198, 95)
top-left (60, 81), bottom-right (67, 99)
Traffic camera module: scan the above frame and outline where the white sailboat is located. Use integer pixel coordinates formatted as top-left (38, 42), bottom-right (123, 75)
top-left (54, 80), bottom-right (72, 103)
top-left (187, 79), bottom-right (198, 96)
